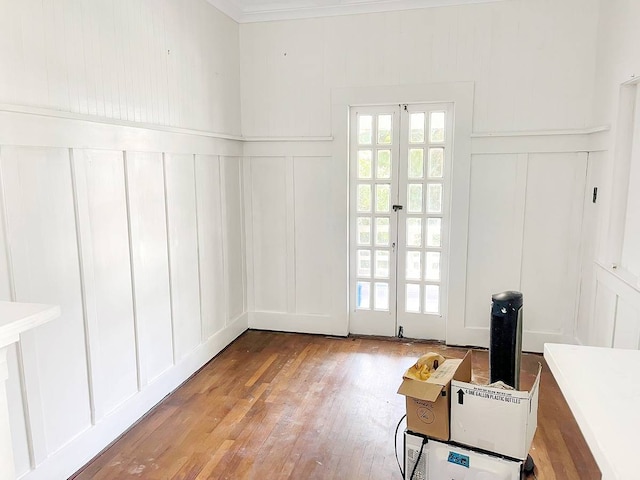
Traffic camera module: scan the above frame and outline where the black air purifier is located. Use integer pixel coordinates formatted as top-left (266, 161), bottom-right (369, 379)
top-left (489, 291), bottom-right (523, 389)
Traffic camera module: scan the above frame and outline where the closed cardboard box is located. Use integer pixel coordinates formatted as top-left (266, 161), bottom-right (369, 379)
top-left (397, 351), bottom-right (471, 440)
top-left (450, 364), bottom-right (542, 460)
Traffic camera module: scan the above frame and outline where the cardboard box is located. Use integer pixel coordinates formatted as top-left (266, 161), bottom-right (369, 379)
top-left (450, 364), bottom-right (542, 460)
top-left (397, 351), bottom-right (472, 440)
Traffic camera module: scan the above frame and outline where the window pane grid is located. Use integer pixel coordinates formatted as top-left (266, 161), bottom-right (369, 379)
top-left (401, 108), bottom-right (446, 316)
top-left (352, 105), bottom-right (449, 321)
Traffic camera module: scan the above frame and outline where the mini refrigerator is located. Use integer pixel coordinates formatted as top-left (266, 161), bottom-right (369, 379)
top-left (404, 431), bottom-right (522, 480)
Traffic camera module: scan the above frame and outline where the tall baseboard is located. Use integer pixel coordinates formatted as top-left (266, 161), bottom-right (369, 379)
top-left (248, 311), bottom-right (348, 337)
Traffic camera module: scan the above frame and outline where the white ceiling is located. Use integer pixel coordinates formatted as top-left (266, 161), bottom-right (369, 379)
top-left (207, 0), bottom-right (505, 23)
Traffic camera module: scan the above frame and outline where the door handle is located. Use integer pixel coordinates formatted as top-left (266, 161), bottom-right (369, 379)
top-left (392, 204), bottom-right (403, 212)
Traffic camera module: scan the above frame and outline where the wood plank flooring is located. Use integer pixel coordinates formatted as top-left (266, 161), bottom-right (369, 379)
top-left (72, 330), bottom-right (601, 479)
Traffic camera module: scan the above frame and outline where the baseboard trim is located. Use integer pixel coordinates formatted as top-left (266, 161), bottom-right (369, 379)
top-left (19, 313), bottom-right (248, 480)
top-left (248, 311), bottom-right (348, 337)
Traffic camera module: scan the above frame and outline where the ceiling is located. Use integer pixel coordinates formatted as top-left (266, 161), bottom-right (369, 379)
top-left (207, 0), bottom-right (504, 23)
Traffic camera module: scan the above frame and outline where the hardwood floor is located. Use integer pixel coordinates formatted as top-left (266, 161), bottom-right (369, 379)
top-left (72, 330), bottom-right (601, 479)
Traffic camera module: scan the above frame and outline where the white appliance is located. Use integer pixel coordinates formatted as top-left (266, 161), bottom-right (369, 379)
top-left (404, 431), bottom-right (522, 480)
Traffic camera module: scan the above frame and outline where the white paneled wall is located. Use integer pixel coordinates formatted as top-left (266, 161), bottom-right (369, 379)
top-left (164, 154), bottom-right (203, 361)
top-left (196, 155), bottom-right (228, 339)
top-left (465, 154), bottom-right (527, 330)
top-left (576, 0), bottom-right (640, 350)
top-left (0, 0), bottom-right (245, 473)
top-left (293, 157), bottom-right (336, 315)
top-left (1, 147), bottom-right (92, 461)
top-left (75, 149), bottom-right (139, 419)
top-left (520, 154), bottom-right (586, 335)
top-left (249, 157), bottom-right (289, 313)
top-left (0, 121), bottom-right (246, 479)
top-left (125, 152), bottom-right (174, 385)
top-left (0, 1), bottom-right (241, 479)
top-left (221, 157), bottom-right (247, 321)
top-left (0, 0), bottom-right (240, 134)
top-left (238, 0), bottom-right (613, 352)
top-left (244, 142), bottom-right (593, 350)
top-left (245, 153), bottom-right (346, 335)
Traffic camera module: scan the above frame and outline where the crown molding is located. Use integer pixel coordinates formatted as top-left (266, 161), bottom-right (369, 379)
top-left (207, 0), bottom-right (507, 24)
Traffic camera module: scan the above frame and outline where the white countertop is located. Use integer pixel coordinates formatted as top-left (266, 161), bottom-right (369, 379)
top-left (0, 301), bottom-right (61, 348)
top-left (544, 343), bottom-right (640, 480)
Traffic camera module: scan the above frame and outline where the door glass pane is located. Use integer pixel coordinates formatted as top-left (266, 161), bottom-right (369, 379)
top-left (406, 284), bottom-right (420, 313)
top-left (374, 282), bottom-right (389, 310)
top-left (407, 184), bottom-right (423, 213)
top-left (357, 184), bottom-right (371, 212)
top-left (358, 150), bottom-right (372, 179)
top-left (376, 150), bottom-right (391, 179)
top-left (408, 149), bottom-right (424, 179)
top-left (375, 217), bottom-right (390, 246)
top-left (410, 112), bottom-right (425, 143)
top-left (426, 184), bottom-right (442, 213)
top-left (406, 218), bottom-right (422, 247)
top-left (376, 184), bottom-right (390, 213)
top-left (428, 148), bottom-right (444, 178)
top-left (375, 250), bottom-right (390, 278)
top-left (425, 252), bottom-right (441, 281)
top-left (424, 285), bottom-right (440, 313)
top-left (426, 218), bottom-right (441, 247)
top-left (406, 251), bottom-right (421, 280)
top-left (430, 111), bottom-right (445, 143)
top-left (357, 250), bottom-right (371, 277)
top-left (356, 281), bottom-right (370, 309)
top-left (357, 217), bottom-right (371, 245)
top-left (377, 114), bottom-right (392, 144)
top-left (359, 115), bottom-right (372, 145)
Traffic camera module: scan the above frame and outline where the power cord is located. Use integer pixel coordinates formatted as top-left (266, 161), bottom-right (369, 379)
top-left (394, 414), bottom-right (407, 478)
top-left (394, 415), bottom-right (427, 480)
top-left (409, 436), bottom-right (427, 480)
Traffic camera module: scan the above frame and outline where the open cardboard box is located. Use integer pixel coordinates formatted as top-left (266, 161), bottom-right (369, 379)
top-left (450, 363), bottom-right (542, 460)
top-left (397, 351), bottom-right (472, 440)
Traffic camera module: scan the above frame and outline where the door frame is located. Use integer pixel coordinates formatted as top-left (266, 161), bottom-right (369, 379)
top-left (331, 82), bottom-right (474, 342)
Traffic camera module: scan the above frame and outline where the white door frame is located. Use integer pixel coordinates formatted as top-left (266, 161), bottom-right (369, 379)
top-left (331, 82), bottom-right (474, 342)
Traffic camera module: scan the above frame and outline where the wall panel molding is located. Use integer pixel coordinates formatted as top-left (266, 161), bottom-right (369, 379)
top-left (0, 110), bottom-right (249, 480)
top-left (0, 109), bottom-right (242, 157)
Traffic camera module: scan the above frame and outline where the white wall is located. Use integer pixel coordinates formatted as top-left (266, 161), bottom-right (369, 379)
top-left (239, 0), bottom-right (601, 349)
top-left (0, 1), bottom-right (246, 479)
top-left (0, 0), bottom-right (240, 134)
top-left (574, 0), bottom-right (640, 348)
top-left (240, 0), bottom-right (599, 137)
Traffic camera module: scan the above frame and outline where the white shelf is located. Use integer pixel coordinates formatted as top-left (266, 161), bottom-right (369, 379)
top-left (0, 301), bottom-right (61, 349)
top-left (544, 343), bottom-right (640, 480)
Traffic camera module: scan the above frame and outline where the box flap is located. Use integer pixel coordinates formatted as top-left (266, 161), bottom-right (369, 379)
top-left (528, 363), bottom-right (542, 400)
top-left (425, 357), bottom-right (462, 386)
top-left (398, 378), bottom-right (444, 402)
top-left (453, 351), bottom-right (472, 383)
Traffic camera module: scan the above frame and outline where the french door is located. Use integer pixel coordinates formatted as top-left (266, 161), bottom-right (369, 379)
top-left (349, 103), bottom-right (453, 339)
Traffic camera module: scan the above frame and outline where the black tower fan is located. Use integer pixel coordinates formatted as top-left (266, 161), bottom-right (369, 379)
top-left (489, 291), bottom-right (523, 389)
top-left (489, 290), bottom-right (533, 474)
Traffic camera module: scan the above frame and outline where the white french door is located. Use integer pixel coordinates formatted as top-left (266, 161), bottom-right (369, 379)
top-left (349, 103), bottom-right (453, 339)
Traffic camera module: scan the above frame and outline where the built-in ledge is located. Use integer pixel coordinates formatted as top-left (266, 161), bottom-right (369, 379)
top-left (544, 343), bottom-right (639, 480)
top-left (0, 301), bottom-right (60, 480)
